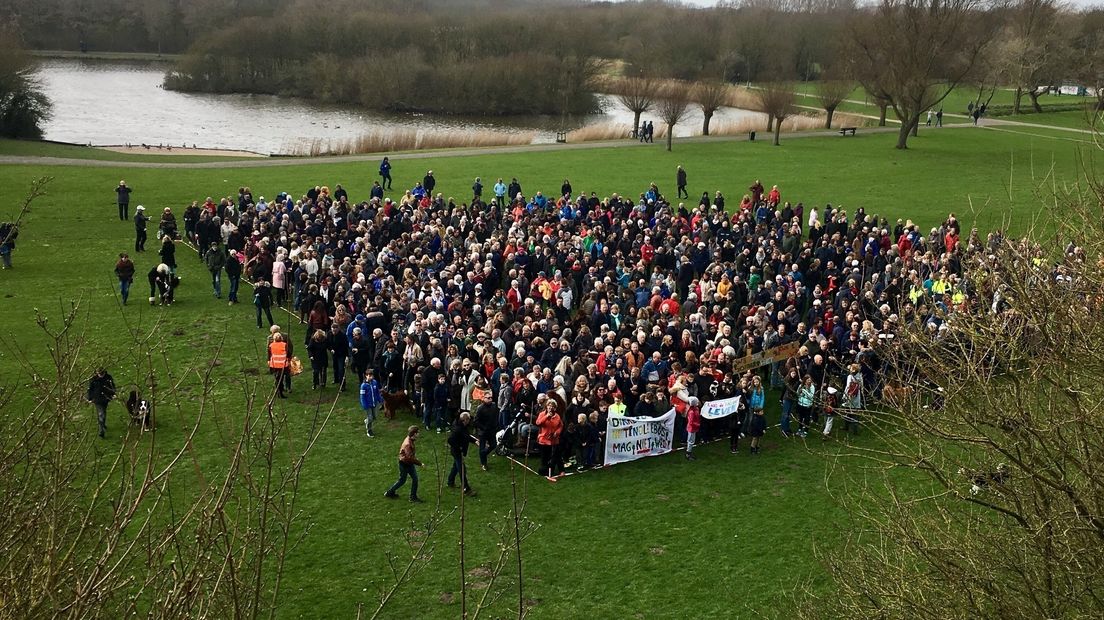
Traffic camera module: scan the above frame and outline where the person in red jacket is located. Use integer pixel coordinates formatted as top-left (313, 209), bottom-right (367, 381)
top-left (536, 400), bottom-right (564, 479)
top-left (767, 185), bottom-right (781, 207)
top-left (685, 397), bottom-right (702, 461)
top-left (640, 238), bottom-right (655, 264)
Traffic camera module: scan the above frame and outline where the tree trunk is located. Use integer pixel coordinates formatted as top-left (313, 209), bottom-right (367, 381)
top-left (773, 117), bottom-right (782, 146)
top-left (702, 111), bottom-right (713, 136)
top-left (632, 111), bottom-right (642, 138)
top-left (895, 115), bottom-right (918, 149)
top-left (766, 115), bottom-right (774, 132)
top-left (1013, 87), bottom-right (1022, 115)
top-left (666, 127), bottom-right (673, 152)
top-left (910, 119), bottom-right (919, 137)
top-left (878, 103), bottom-right (887, 127)
top-left (825, 106), bottom-right (836, 129)
top-left (1029, 90), bottom-right (1043, 113)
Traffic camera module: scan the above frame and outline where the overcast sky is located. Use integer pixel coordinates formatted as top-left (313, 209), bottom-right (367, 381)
top-left (655, 0), bottom-right (1102, 8)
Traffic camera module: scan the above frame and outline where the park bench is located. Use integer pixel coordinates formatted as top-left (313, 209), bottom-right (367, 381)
top-left (556, 131), bottom-right (567, 144)
top-left (838, 127), bottom-right (857, 136)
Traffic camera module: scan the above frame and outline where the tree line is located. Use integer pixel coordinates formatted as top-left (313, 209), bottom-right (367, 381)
top-left (2, 0), bottom-right (1103, 141)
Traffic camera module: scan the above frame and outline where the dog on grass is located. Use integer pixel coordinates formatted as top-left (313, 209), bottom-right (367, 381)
top-left (125, 390), bottom-right (154, 431)
top-left (381, 389), bottom-right (409, 421)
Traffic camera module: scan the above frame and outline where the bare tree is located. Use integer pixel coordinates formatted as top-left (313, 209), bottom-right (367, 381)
top-left (657, 83), bottom-right (693, 151)
top-left (798, 174), bottom-right (1104, 618)
top-left (999, 0), bottom-right (1065, 114)
top-left (693, 80), bottom-right (728, 136)
top-left (1073, 9), bottom-right (1104, 112)
top-left (755, 81), bottom-right (796, 145)
top-left (817, 78), bottom-right (853, 129)
top-left (849, 0), bottom-right (996, 149)
top-left (0, 296), bottom-right (333, 617)
top-left (612, 76), bottom-right (658, 139)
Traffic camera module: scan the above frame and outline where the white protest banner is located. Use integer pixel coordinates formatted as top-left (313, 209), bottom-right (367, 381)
top-left (700, 395), bottom-right (741, 420)
top-left (604, 408), bottom-right (676, 466)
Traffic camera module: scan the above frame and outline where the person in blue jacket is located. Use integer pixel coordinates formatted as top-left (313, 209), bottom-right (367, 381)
top-left (360, 369), bottom-right (384, 437)
top-left (346, 314), bottom-right (368, 349)
top-left (379, 157), bottom-right (392, 189)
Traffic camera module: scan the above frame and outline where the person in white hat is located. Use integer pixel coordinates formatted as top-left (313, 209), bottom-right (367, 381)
top-left (116, 180), bottom-right (132, 221)
top-left (133, 205), bottom-right (148, 252)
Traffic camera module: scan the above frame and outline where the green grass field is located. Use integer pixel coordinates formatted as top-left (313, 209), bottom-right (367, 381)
top-left (0, 126), bottom-right (1095, 618)
top-left (789, 83), bottom-right (1098, 130)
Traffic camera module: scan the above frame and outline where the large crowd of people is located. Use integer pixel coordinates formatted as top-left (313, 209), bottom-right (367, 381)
top-left (111, 163), bottom-right (997, 489)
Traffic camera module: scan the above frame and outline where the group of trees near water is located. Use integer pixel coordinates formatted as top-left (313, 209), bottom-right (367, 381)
top-left (2, 0), bottom-right (1104, 141)
top-left (0, 30), bottom-right (50, 139)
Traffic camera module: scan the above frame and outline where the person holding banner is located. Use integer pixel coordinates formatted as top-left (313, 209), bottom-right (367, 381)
top-left (535, 400), bottom-right (564, 479)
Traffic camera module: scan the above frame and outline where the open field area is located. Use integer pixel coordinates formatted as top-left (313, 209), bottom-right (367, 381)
top-left (0, 125), bottom-right (1097, 618)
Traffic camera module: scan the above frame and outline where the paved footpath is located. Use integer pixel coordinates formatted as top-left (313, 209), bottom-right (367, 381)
top-left (0, 125), bottom-right (974, 170)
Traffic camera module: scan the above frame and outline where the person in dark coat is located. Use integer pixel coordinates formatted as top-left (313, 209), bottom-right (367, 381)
top-left (147, 263), bottom-right (176, 305)
top-left (379, 157), bottom-right (393, 189)
top-left (0, 221), bottom-right (16, 269)
top-left (134, 205), bottom-right (148, 251)
top-left (115, 180), bottom-right (131, 221)
top-left (114, 252), bottom-right (135, 305)
top-left (676, 165), bottom-right (688, 199)
top-left (86, 367), bottom-right (117, 438)
top-left (159, 236), bottom-right (177, 274)
top-left (423, 170), bottom-right (436, 194)
top-left (225, 251), bottom-right (242, 305)
top-left (254, 279), bottom-right (274, 328)
top-left (473, 391), bottom-right (498, 470)
top-left (307, 329), bottom-right (330, 389)
top-left (447, 412), bottom-right (477, 495)
top-left (328, 323), bottom-right (350, 390)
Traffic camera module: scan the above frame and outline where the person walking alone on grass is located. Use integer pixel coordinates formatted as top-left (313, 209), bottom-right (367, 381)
top-left (676, 165), bottom-right (688, 199)
top-left (379, 157), bottom-right (392, 190)
top-left (385, 426), bottom-right (424, 502)
top-left (0, 221), bottom-right (16, 269)
top-left (134, 205), bottom-right (148, 251)
top-left (114, 252), bottom-right (135, 305)
top-left (204, 242), bottom-right (225, 299)
top-left (115, 180), bottom-right (131, 221)
top-left (255, 279), bottom-right (275, 328)
top-left (86, 367), bottom-right (117, 439)
top-left (360, 369), bottom-right (383, 437)
top-left (447, 412), bottom-right (477, 496)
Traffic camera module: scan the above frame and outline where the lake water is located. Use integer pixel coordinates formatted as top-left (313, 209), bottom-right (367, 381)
top-left (35, 58), bottom-right (760, 155)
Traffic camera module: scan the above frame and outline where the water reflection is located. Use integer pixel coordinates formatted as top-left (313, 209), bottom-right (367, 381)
top-left (36, 58), bottom-right (759, 154)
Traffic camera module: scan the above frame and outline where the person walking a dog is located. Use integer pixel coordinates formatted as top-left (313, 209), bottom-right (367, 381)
top-left (86, 367), bottom-right (117, 439)
top-left (385, 426), bottom-right (424, 502)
